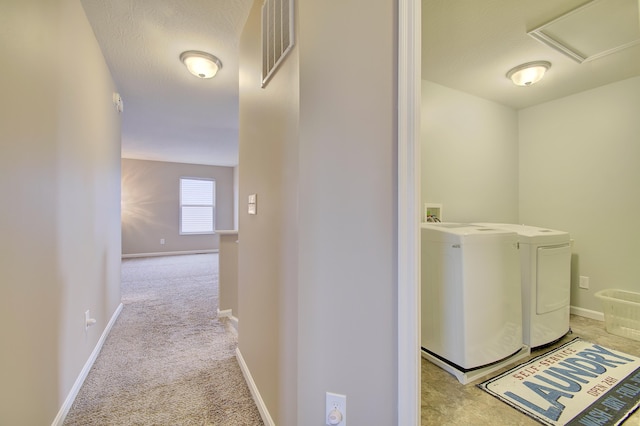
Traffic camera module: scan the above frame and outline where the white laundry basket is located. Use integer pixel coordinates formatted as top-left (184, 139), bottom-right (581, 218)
top-left (595, 289), bottom-right (640, 341)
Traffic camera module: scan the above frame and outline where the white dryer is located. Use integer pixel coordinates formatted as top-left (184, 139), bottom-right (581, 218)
top-left (421, 223), bottom-right (523, 373)
top-left (475, 223), bottom-right (571, 348)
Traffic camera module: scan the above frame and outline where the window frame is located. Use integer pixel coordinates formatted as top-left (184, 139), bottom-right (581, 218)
top-left (179, 177), bottom-right (216, 235)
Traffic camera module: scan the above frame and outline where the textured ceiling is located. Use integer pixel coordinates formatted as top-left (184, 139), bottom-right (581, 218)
top-left (81, 0), bottom-right (253, 166)
top-left (81, 0), bottom-right (640, 167)
top-left (422, 0), bottom-right (640, 110)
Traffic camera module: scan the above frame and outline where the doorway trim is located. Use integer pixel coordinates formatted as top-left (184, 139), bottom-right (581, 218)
top-left (398, 0), bottom-right (421, 424)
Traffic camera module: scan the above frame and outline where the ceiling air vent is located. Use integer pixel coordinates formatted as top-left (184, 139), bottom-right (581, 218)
top-left (261, 0), bottom-right (295, 87)
top-left (528, 0), bottom-right (640, 63)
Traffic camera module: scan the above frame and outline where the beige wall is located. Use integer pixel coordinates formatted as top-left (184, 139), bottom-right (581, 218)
top-left (121, 159), bottom-right (235, 256)
top-left (296, 1), bottom-right (396, 424)
top-left (238, 1), bottom-right (300, 423)
top-left (218, 233), bottom-right (239, 317)
top-left (421, 80), bottom-right (519, 223)
top-left (0, 0), bottom-right (121, 423)
top-left (238, 0), bottom-right (397, 424)
top-left (519, 76), bottom-right (640, 313)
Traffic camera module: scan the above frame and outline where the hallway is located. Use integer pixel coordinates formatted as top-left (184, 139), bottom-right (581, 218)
top-left (64, 254), bottom-right (262, 425)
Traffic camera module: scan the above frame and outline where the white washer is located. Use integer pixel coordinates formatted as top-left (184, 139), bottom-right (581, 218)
top-left (421, 223), bottom-right (524, 376)
top-left (475, 223), bottom-right (571, 348)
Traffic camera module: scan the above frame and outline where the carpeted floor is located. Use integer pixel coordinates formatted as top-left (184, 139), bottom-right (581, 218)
top-left (64, 253), bottom-right (263, 426)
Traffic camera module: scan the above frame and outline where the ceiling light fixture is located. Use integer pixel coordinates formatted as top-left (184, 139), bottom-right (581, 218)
top-left (180, 50), bottom-right (222, 79)
top-left (506, 61), bottom-right (551, 86)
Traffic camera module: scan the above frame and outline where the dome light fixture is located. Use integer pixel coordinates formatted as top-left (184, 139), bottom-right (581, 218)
top-left (506, 61), bottom-right (551, 86)
top-left (180, 50), bottom-right (222, 79)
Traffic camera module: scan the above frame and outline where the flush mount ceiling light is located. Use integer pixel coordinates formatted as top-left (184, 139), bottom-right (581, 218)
top-left (180, 50), bottom-right (222, 79)
top-left (506, 61), bottom-right (551, 86)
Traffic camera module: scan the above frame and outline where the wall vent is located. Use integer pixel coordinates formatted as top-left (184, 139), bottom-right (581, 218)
top-left (261, 0), bottom-right (294, 87)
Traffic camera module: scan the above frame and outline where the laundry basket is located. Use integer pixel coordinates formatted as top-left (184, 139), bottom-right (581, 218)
top-left (595, 289), bottom-right (640, 341)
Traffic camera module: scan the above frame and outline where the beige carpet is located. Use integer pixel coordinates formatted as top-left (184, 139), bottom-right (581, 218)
top-left (64, 253), bottom-right (263, 426)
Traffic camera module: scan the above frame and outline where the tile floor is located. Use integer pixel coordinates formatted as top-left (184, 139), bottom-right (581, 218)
top-left (421, 315), bottom-right (640, 425)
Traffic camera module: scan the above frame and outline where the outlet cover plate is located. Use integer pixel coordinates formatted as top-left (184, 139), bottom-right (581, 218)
top-left (326, 392), bottom-right (346, 425)
top-left (579, 276), bottom-right (590, 289)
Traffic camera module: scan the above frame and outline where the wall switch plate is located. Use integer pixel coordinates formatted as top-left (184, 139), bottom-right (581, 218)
top-left (160, 238), bottom-right (165, 245)
top-left (248, 194), bottom-right (257, 215)
top-left (579, 276), bottom-right (590, 289)
top-left (326, 392), bottom-right (346, 425)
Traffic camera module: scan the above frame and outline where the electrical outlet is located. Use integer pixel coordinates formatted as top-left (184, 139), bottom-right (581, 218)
top-left (326, 392), bottom-right (346, 426)
top-left (579, 276), bottom-right (590, 289)
top-left (85, 310), bottom-right (96, 330)
top-left (160, 238), bottom-right (165, 245)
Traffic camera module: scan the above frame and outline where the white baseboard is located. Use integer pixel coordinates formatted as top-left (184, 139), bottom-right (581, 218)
top-left (217, 308), bottom-right (232, 317)
top-left (570, 305), bottom-right (604, 322)
top-left (51, 303), bottom-right (123, 426)
top-left (228, 316), bottom-right (238, 332)
top-left (217, 309), bottom-right (238, 332)
top-left (122, 249), bottom-right (218, 259)
top-left (236, 348), bottom-right (275, 426)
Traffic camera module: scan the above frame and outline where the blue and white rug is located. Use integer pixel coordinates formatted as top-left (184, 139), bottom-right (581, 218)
top-left (478, 338), bottom-right (640, 425)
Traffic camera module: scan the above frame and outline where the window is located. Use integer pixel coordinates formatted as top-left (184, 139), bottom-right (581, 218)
top-left (180, 178), bottom-right (215, 234)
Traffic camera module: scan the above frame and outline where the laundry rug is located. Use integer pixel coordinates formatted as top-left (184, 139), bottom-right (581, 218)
top-left (478, 338), bottom-right (640, 426)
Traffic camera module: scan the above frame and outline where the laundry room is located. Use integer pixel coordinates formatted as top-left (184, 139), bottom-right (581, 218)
top-left (420, 0), bottom-right (640, 323)
top-left (418, 5), bottom-right (640, 414)
top-left (420, 74), bottom-right (640, 320)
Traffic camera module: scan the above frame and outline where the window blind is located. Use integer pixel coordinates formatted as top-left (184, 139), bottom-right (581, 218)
top-left (180, 178), bottom-right (215, 234)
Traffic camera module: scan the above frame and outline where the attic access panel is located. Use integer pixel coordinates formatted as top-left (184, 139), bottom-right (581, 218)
top-left (528, 0), bottom-right (640, 63)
